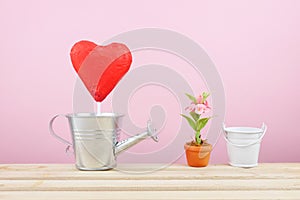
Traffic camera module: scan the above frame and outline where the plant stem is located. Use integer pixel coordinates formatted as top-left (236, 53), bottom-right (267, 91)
top-left (195, 131), bottom-right (201, 145)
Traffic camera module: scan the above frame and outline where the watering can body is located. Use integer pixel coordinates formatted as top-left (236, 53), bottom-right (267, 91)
top-left (49, 113), bottom-right (158, 170)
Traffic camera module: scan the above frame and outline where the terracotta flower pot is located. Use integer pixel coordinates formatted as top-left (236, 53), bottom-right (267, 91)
top-left (184, 141), bottom-right (212, 167)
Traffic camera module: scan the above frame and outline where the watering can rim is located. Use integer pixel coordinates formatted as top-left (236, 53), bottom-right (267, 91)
top-left (65, 112), bottom-right (124, 118)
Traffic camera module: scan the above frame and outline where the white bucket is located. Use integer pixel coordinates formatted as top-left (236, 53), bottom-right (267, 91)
top-left (223, 123), bottom-right (267, 168)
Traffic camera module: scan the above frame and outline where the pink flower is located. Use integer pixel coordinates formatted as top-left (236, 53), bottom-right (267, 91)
top-left (204, 100), bottom-right (211, 109)
top-left (196, 95), bottom-right (203, 104)
top-left (195, 103), bottom-right (211, 115)
top-left (185, 103), bottom-right (196, 112)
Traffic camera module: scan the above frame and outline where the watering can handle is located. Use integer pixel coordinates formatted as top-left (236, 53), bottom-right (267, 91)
top-left (223, 123), bottom-right (267, 147)
top-left (49, 115), bottom-right (73, 146)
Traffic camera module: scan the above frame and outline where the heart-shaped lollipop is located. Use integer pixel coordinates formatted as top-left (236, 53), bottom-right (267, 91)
top-left (70, 40), bottom-right (132, 102)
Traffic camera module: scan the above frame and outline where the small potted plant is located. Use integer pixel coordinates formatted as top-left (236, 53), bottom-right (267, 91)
top-left (181, 92), bottom-right (213, 167)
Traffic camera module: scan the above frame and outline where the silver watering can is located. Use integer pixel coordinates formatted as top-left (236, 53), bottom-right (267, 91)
top-left (49, 113), bottom-right (158, 170)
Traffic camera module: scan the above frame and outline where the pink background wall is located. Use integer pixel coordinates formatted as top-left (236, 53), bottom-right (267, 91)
top-left (0, 0), bottom-right (299, 164)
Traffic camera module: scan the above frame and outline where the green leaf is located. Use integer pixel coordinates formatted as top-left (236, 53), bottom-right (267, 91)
top-left (190, 112), bottom-right (200, 121)
top-left (181, 114), bottom-right (196, 131)
top-left (185, 93), bottom-right (197, 104)
top-left (196, 117), bottom-right (211, 131)
top-left (202, 92), bottom-right (210, 103)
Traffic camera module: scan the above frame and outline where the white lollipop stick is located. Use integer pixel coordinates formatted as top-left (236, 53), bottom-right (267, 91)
top-left (96, 102), bottom-right (101, 116)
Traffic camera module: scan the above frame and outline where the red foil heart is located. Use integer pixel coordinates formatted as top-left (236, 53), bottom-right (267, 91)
top-left (70, 40), bottom-right (132, 102)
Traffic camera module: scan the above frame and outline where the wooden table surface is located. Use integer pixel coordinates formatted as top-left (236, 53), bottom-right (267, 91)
top-left (0, 163), bottom-right (299, 200)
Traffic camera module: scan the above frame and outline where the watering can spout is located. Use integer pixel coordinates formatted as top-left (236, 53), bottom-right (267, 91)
top-left (115, 120), bottom-right (159, 155)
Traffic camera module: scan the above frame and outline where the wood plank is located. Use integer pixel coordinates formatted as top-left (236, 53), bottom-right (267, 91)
top-left (0, 169), bottom-right (299, 180)
top-left (1, 163), bottom-right (299, 172)
top-left (0, 163), bottom-right (299, 180)
top-left (1, 179), bottom-right (299, 191)
top-left (1, 191), bottom-right (300, 200)
top-left (0, 163), bottom-right (299, 200)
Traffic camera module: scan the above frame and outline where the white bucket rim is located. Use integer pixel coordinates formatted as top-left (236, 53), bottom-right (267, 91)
top-left (224, 127), bottom-right (262, 134)
top-left (223, 123), bottom-right (267, 147)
